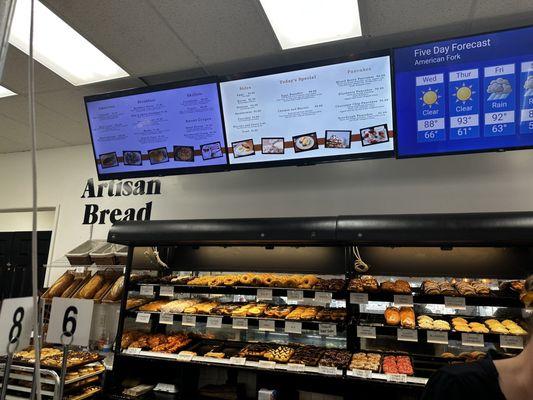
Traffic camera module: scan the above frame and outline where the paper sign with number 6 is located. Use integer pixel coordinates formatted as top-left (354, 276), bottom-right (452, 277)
top-left (47, 298), bottom-right (94, 347)
top-left (0, 297), bottom-right (34, 356)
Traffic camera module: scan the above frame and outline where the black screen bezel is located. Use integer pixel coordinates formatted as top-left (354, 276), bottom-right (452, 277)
top-left (84, 76), bottom-right (230, 181)
top-left (392, 24), bottom-right (533, 159)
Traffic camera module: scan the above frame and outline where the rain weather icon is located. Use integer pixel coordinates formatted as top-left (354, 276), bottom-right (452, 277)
top-left (420, 87), bottom-right (441, 108)
top-left (452, 82), bottom-right (475, 104)
top-left (487, 78), bottom-right (512, 100)
top-left (524, 75), bottom-right (533, 97)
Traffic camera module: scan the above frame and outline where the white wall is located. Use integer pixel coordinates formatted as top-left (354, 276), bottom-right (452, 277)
top-left (1, 143), bottom-right (533, 265)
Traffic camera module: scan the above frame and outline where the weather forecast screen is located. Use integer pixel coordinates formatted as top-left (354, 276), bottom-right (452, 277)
top-left (394, 26), bottom-right (533, 157)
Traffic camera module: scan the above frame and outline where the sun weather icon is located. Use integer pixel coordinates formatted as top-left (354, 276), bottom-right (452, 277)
top-left (452, 82), bottom-right (475, 104)
top-left (420, 87), bottom-right (441, 108)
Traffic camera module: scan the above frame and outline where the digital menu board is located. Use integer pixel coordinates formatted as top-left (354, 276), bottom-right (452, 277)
top-left (395, 25), bottom-right (533, 157)
top-left (85, 81), bottom-right (227, 179)
top-left (220, 55), bottom-right (394, 167)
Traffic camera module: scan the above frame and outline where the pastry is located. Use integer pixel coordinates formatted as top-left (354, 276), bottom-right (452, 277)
top-left (251, 274), bottom-right (266, 286)
top-left (400, 307), bottom-right (415, 329)
top-left (380, 281), bottom-right (396, 293)
top-left (394, 280), bottom-right (412, 294)
top-left (318, 349), bottom-right (351, 368)
top-left (471, 281), bottom-right (490, 296)
top-left (264, 346), bottom-right (294, 363)
top-left (349, 352), bottom-right (381, 372)
top-left (382, 355), bottom-right (413, 375)
top-left (223, 275), bottom-right (238, 286)
top-left (288, 345), bottom-right (324, 366)
top-left (438, 281), bottom-right (457, 296)
top-left (205, 351), bottom-right (225, 359)
top-left (361, 276), bottom-right (379, 292)
top-left (298, 275), bottom-right (319, 289)
top-left (300, 306), bottom-right (319, 321)
top-left (452, 317), bottom-right (468, 325)
top-left (238, 274), bottom-right (253, 286)
top-left (385, 306), bottom-right (401, 326)
top-left (139, 300), bottom-right (169, 312)
top-left (161, 299), bottom-right (200, 313)
top-left (348, 278), bottom-right (364, 292)
top-left (264, 305), bottom-right (293, 318)
top-left (454, 281), bottom-right (476, 296)
top-left (247, 303), bottom-right (268, 317)
top-left (46, 272), bottom-right (75, 298)
top-left (106, 276), bottom-right (125, 301)
top-left (286, 306), bottom-right (306, 320)
top-left (454, 324), bottom-right (472, 333)
top-left (469, 322), bottom-right (489, 334)
top-left (433, 320), bottom-right (451, 331)
top-left (421, 280), bottom-right (440, 295)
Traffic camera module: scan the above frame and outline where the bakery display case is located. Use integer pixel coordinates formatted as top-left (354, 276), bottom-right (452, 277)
top-left (106, 212), bottom-right (532, 399)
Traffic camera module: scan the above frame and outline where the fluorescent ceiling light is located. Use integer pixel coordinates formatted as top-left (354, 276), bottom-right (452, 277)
top-left (0, 85), bottom-right (16, 98)
top-left (9, 0), bottom-right (128, 85)
top-left (260, 0), bottom-right (362, 49)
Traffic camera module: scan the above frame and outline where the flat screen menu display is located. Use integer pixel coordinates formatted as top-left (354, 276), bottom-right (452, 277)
top-left (395, 25), bottom-right (533, 157)
top-left (85, 82), bottom-right (227, 179)
top-left (220, 55), bottom-right (394, 167)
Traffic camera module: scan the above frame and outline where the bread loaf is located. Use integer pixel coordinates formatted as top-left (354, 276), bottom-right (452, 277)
top-left (61, 279), bottom-right (83, 298)
top-left (47, 272), bottom-right (75, 298)
top-left (384, 306), bottom-right (400, 326)
top-left (94, 280), bottom-right (113, 300)
top-left (107, 276), bottom-right (125, 301)
top-left (79, 274), bottom-right (104, 299)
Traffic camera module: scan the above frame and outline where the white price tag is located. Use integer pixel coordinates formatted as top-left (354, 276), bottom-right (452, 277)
top-left (159, 313), bottom-right (174, 325)
top-left (258, 360), bottom-right (276, 369)
top-left (206, 316), bottom-right (223, 329)
top-left (393, 295), bottom-right (414, 307)
top-left (444, 296), bottom-right (466, 310)
top-left (229, 357), bottom-right (247, 366)
top-left (318, 323), bottom-right (337, 337)
top-left (159, 285), bottom-right (175, 297)
top-left (232, 318), bottom-right (248, 329)
top-left (318, 365), bottom-right (338, 375)
top-left (136, 312), bottom-right (151, 324)
top-left (285, 321), bottom-right (302, 334)
top-left (124, 347), bottom-right (142, 355)
top-left (461, 333), bottom-right (484, 347)
top-left (47, 298), bottom-right (94, 347)
top-left (427, 330), bottom-right (449, 344)
top-left (386, 373), bottom-right (407, 383)
top-left (397, 328), bottom-right (418, 342)
top-left (182, 315), bottom-right (196, 327)
top-left (287, 290), bottom-right (304, 302)
top-left (350, 293), bottom-right (368, 305)
top-left (75, 267), bottom-right (86, 273)
top-left (314, 292), bottom-right (332, 304)
top-left (352, 369), bottom-right (372, 379)
top-left (500, 335), bottom-right (524, 349)
top-left (357, 325), bottom-right (376, 339)
top-left (256, 289), bottom-right (273, 301)
top-left (140, 285), bottom-right (154, 296)
top-left (0, 297), bottom-right (34, 356)
top-left (259, 319), bottom-right (276, 332)
top-left (176, 352), bottom-right (193, 362)
top-left (287, 363), bottom-right (306, 372)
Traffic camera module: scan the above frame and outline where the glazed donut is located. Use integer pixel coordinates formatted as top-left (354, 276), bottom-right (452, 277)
top-left (263, 274), bottom-right (275, 286)
top-left (208, 276), bottom-right (223, 287)
top-left (283, 275), bottom-right (299, 288)
top-left (223, 275), bottom-right (238, 286)
top-left (297, 274), bottom-right (318, 289)
top-left (269, 275), bottom-right (284, 288)
top-left (251, 274), bottom-right (265, 286)
top-left (238, 274), bottom-right (253, 286)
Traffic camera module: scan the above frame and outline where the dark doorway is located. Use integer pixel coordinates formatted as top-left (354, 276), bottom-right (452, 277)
top-left (0, 231), bottom-right (51, 300)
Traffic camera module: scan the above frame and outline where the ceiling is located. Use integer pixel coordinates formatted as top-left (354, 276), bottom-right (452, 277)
top-left (0, 0), bottom-right (532, 153)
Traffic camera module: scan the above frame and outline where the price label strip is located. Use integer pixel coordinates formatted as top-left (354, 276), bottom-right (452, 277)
top-left (397, 328), bottom-right (418, 342)
top-left (256, 289), bottom-right (273, 301)
top-left (206, 316), bottom-right (223, 329)
top-left (159, 313), bottom-right (174, 325)
top-left (258, 360), bottom-right (276, 369)
top-left (314, 292), bottom-right (333, 305)
top-left (229, 357), bottom-right (247, 366)
top-left (176, 352), bottom-right (194, 362)
top-left (318, 365), bottom-right (338, 375)
top-left (386, 373), bottom-right (407, 383)
top-left (500, 335), bottom-right (524, 349)
top-left (357, 325), bottom-right (376, 339)
top-left (136, 312), bottom-right (151, 324)
top-left (444, 296), bottom-right (466, 310)
top-left (159, 285), bottom-right (175, 297)
top-left (124, 347), bottom-right (142, 355)
top-left (351, 369), bottom-right (372, 379)
top-left (139, 285), bottom-right (154, 297)
top-left (318, 323), bottom-right (337, 337)
top-left (350, 293), bottom-right (368, 305)
top-left (232, 318), bottom-right (248, 330)
top-left (259, 319), bottom-right (276, 332)
top-left (287, 290), bottom-right (304, 302)
top-left (182, 315), bottom-right (196, 327)
top-left (393, 295), bottom-right (414, 307)
top-left (461, 333), bottom-right (484, 347)
top-left (284, 321), bottom-right (302, 334)
top-left (287, 363), bottom-right (306, 372)
top-left (427, 330), bottom-right (449, 345)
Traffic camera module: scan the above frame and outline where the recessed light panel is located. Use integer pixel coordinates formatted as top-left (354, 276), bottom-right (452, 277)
top-left (0, 85), bottom-right (16, 98)
top-left (260, 0), bottom-right (362, 49)
top-left (9, 0), bottom-right (129, 85)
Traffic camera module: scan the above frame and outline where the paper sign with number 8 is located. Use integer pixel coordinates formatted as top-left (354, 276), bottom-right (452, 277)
top-left (0, 297), bottom-right (34, 356)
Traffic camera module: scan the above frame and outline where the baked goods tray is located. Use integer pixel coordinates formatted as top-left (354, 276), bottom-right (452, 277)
top-left (8, 355), bottom-right (105, 372)
top-left (131, 283), bottom-right (347, 300)
top-left (0, 383), bottom-right (55, 397)
top-left (66, 387), bottom-right (102, 400)
top-left (0, 365), bottom-right (104, 386)
top-left (353, 289), bottom-right (523, 308)
top-left (126, 309), bottom-right (347, 331)
top-left (355, 314), bottom-right (526, 345)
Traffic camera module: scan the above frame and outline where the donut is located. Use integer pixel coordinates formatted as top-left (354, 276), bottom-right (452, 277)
top-left (298, 275), bottom-right (319, 289)
top-left (238, 274), bottom-right (253, 286)
top-left (263, 274), bottom-right (275, 286)
top-left (251, 274), bottom-right (266, 286)
top-left (269, 275), bottom-right (283, 288)
top-left (284, 275), bottom-right (300, 288)
top-left (223, 275), bottom-right (238, 286)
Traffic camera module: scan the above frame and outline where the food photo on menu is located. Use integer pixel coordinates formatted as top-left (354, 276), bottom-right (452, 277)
top-left (148, 147), bottom-right (169, 164)
top-left (261, 137), bottom-right (285, 154)
top-left (293, 133), bottom-right (318, 153)
top-left (123, 150), bottom-right (142, 166)
top-left (99, 152), bottom-right (118, 168)
top-left (200, 142), bottom-right (224, 160)
top-left (325, 130), bottom-right (352, 149)
top-left (174, 145), bottom-right (195, 162)
top-left (360, 124), bottom-right (390, 146)
top-left (232, 139), bottom-right (255, 158)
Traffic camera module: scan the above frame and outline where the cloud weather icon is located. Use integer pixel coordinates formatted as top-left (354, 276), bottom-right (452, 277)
top-left (524, 76), bottom-right (533, 97)
top-left (487, 78), bottom-right (512, 100)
